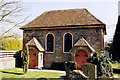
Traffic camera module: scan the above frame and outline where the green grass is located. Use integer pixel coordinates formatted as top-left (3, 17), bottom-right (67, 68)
top-left (0, 68), bottom-right (65, 78)
top-left (110, 62), bottom-right (120, 69)
top-left (110, 62), bottom-right (120, 77)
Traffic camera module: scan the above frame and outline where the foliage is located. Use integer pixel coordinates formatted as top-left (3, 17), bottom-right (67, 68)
top-left (87, 51), bottom-right (113, 77)
top-left (14, 50), bottom-right (23, 68)
top-left (23, 46), bottom-right (29, 74)
top-left (1, 36), bottom-right (22, 50)
top-left (51, 62), bottom-right (65, 71)
top-left (109, 16), bottom-right (120, 61)
top-left (0, 0), bottom-right (28, 49)
top-left (64, 61), bottom-right (77, 76)
top-left (110, 62), bottom-right (120, 69)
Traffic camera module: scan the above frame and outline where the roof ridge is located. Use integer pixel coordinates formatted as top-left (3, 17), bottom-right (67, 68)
top-left (44, 8), bottom-right (87, 13)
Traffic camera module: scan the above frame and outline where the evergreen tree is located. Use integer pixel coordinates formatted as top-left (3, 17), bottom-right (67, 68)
top-left (23, 46), bottom-right (29, 74)
top-left (110, 16), bottom-right (120, 61)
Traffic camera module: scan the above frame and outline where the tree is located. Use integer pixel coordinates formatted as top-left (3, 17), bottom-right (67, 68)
top-left (0, 0), bottom-right (28, 49)
top-left (0, 0), bottom-right (30, 74)
top-left (0, 0), bottom-right (22, 22)
top-left (1, 36), bottom-right (22, 50)
top-left (109, 16), bottom-right (120, 61)
top-left (23, 46), bottom-right (29, 74)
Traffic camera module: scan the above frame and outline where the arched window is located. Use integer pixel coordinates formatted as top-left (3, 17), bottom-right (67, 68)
top-left (46, 33), bottom-right (54, 52)
top-left (64, 33), bottom-right (73, 52)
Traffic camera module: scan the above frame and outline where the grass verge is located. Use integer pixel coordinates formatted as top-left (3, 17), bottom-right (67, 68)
top-left (0, 68), bottom-right (65, 78)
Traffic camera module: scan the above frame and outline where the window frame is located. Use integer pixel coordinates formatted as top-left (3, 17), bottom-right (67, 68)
top-left (45, 33), bottom-right (55, 53)
top-left (63, 32), bottom-right (73, 53)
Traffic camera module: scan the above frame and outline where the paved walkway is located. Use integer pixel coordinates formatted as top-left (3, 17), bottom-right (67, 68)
top-left (18, 69), bottom-right (65, 73)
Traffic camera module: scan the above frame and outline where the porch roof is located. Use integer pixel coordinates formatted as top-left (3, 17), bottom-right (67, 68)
top-left (74, 37), bottom-right (95, 52)
top-left (26, 37), bottom-right (45, 52)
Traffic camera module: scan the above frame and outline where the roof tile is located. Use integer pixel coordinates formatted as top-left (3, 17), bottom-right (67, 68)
top-left (21, 8), bottom-right (105, 29)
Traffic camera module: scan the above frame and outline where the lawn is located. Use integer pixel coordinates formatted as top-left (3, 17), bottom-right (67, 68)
top-left (110, 62), bottom-right (120, 69)
top-left (1, 63), bottom-right (120, 79)
top-left (110, 62), bottom-right (120, 77)
top-left (0, 68), bottom-right (66, 79)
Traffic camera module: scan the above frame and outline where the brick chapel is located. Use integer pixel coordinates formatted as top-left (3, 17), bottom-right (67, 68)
top-left (20, 8), bottom-right (106, 69)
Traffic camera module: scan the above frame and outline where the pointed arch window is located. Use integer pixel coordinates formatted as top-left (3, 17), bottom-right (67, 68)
top-left (63, 33), bottom-right (73, 53)
top-left (46, 33), bottom-right (54, 52)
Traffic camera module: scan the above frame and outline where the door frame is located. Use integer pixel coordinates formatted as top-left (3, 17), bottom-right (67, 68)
top-left (38, 52), bottom-right (43, 68)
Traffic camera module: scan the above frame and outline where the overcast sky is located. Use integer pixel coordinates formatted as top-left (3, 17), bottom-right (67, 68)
top-left (2, 0), bottom-right (119, 42)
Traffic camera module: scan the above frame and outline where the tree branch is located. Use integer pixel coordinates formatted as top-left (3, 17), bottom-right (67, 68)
top-left (0, 6), bottom-right (19, 21)
top-left (1, 16), bottom-right (29, 36)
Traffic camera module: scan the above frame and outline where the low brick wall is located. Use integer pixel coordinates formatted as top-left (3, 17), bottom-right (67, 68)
top-left (0, 58), bottom-right (15, 70)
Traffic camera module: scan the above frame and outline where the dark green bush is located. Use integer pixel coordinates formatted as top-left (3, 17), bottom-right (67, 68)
top-left (87, 51), bottom-right (113, 77)
top-left (64, 61), bottom-right (77, 76)
top-left (51, 62), bottom-right (65, 70)
top-left (14, 50), bottom-right (23, 68)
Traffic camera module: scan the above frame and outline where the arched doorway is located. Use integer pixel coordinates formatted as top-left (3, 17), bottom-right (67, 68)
top-left (75, 50), bottom-right (88, 69)
top-left (29, 49), bottom-right (37, 68)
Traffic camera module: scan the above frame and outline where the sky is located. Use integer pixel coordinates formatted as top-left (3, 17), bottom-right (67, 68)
top-left (20, 0), bottom-right (118, 2)
top-left (1, 0), bottom-right (119, 42)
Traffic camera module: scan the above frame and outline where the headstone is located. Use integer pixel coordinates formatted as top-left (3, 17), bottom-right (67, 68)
top-left (81, 63), bottom-right (97, 79)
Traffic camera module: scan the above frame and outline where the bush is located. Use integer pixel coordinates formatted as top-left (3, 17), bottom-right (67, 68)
top-left (14, 50), bottom-right (23, 68)
top-left (87, 51), bottom-right (113, 77)
top-left (51, 62), bottom-right (65, 70)
top-left (64, 61), bottom-right (77, 76)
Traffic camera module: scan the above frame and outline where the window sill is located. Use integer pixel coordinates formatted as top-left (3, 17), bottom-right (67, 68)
top-left (45, 51), bottom-right (54, 53)
top-left (63, 52), bottom-right (70, 54)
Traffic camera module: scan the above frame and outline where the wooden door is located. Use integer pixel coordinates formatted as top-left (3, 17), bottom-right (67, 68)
top-left (75, 50), bottom-right (88, 69)
top-left (29, 49), bottom-right (37, 68)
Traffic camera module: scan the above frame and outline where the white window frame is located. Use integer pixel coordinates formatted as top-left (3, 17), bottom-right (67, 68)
top-left (45, 33), bottom-right (55, 53)
top-left (63, 32), bottom-right (73, 53)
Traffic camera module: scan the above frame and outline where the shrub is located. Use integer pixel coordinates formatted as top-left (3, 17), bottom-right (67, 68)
top-left (87, 51), bottom-right (113, 77)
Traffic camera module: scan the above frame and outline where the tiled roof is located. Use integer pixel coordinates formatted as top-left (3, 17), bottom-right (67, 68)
top-left (74, 38), bottom-right (87, 46)
top-left (74, 37), bottom-right (95, 52)
top-left (20, 8), bottom-right (105, 29)
top-left (26, 37), bottom-right (45, 52)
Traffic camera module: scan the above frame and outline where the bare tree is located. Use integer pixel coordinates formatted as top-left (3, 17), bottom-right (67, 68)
top-left (0, 0), bottom-right (23, 23)
top-left (0, 0), bottom-right (28, 49)
top-left (0, 0), bottom-right (29, 36)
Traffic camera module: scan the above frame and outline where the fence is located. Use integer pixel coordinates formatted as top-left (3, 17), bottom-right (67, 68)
top-left (0, 50), bottom-right (19, 58)
top-left (0, 50), bottom-right (19, 70)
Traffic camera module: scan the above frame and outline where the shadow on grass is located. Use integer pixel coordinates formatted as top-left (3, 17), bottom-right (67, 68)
top-left (0, 71), bottom-right (23, 75)
top-left (113, 69), bottom-right (120, 74)
top-left (60, 76), bottom-right (65, 79)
